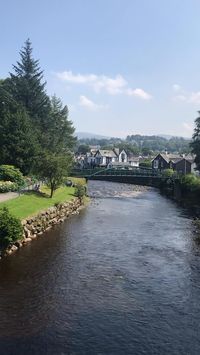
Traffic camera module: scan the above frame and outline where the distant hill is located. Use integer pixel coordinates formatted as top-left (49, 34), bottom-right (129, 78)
top-left (76, 132), bottom-right (111, 140)
top-left (76, 132), bottom-right (191, 154)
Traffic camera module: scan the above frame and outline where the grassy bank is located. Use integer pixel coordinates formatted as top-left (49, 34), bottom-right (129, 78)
top-left (0, 178), bottom-right (86, 220)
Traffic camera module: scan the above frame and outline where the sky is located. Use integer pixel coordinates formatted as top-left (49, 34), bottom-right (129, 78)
top-left (1, 0), bottom-right (200, 138)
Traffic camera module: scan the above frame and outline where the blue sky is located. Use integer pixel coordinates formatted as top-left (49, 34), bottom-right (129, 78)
top-left (1, 0), bottom-right (200, 138)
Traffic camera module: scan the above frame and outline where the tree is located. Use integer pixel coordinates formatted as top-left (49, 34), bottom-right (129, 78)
top-left (35, 152), bottom-right (72, 198)
top-left (77, 144), bottom-right (90, 155)
top-left (0, 90), bottom-right (39, 174)
top-left (43, 95), bottom-right (76, 152)
top-left (8, 39), bottom-right (50, 127)
top-left (191, 111), bottom-right (200, 170)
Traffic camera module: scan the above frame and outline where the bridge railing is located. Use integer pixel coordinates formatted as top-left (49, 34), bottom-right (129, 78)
top-left (70, 166), bottom-right (162, 178)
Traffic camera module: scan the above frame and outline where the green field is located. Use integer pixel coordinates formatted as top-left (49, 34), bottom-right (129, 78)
top-left (0, 178), bottom-right (86, 220)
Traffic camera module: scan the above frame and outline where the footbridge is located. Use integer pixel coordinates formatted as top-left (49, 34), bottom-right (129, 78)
top-left (71, 166), bottom-right (162, 187)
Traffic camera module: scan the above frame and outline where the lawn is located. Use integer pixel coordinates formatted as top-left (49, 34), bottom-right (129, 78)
top-left (0, 185), bottom-right (75, 220)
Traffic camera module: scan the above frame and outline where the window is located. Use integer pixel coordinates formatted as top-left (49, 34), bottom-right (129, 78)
top-left (154, 160), bottom-right (158, 168)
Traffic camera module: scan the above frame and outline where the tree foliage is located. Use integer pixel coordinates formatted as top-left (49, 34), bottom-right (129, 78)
top-left (0, 40), bottom-right (76, 183)
top-left (35, 153), bottom-right (72, 198)
top-left (0, 207), bottom-right (23, 248)
top-left (0, 165), bottom-right (25, 186)
top-left (8, 39), bottom-right (50, 122)
top-left (191, 111), bottom-right (200, 170)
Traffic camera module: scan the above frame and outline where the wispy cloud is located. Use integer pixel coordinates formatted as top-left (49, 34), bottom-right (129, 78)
top-left (79, 95), bottom-right (108, 111)
top-left (172, 85), bottom-right (200, 105)
top-left (56, 70), bottom-right (152, 99)
top-left (172, 84), bottom-right (182, 92)
top-left (127, 88), bottom-right (152, 100)
top-left (57, 71), bottom-right (127, 95)
top-left (183, 122), bottom-right (194, 133)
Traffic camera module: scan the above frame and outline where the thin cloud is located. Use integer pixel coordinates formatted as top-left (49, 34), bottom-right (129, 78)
top-left (173, 85), bottom-right (200, 105)
top-left (57, 71), bottom-right (127, 95)
top-left (183, 122), bottom-right (194, 132)
top-left (127, 88), bottom-right (152, 100)
top-left (56, 70), bottom-right (152, 99)
top-left (172, 84), bottom-right (182, 92)
top-left (79, 95), bottom-right (108, 111)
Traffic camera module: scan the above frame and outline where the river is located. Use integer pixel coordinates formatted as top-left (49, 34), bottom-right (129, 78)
top-left (0, 180), bottom-right (200, 355)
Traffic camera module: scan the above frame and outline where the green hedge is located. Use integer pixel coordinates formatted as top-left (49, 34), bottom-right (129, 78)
top-left (0, 165), bottom-right (25, 187)
top-left (0, 181), bottom-right (18, 193)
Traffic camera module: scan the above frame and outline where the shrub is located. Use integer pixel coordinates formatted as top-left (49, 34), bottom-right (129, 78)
top-left (162, 169), bottom-right (176, 178)
top-left (74, 183), bottom-right (86, 200)
top-left (0, 181), bottom-right (18, 193)
top-left (0, 165), bottom-right (25, 187)
top-left (0, 207), bottom-right (23, 248)
top-left (139, 159), bottom-right (152, 168)
top-left (181, 174), bottom-right (200, 191)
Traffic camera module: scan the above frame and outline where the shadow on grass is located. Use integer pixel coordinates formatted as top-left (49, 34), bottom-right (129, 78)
top-left (22, 191), bottom-right (50, 198)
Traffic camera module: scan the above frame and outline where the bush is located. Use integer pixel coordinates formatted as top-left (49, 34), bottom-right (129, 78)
top-left (139, 159), bottom-right (152, 168)
top-left (0, 181), bottom-right (18, 193)
top-left (0, 165), bottom-right (25, 187)
top-left (181, 174), bottom-right (200, 191)
top-left (162, 169), bottom-right (176, 178)
top-left (0, 207), bottom-right (23, 248)
top-left (74, 183), bottom-right (86, 200)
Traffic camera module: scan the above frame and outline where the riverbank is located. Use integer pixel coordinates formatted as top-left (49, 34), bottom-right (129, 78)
top-left (3, 197), bottom-right (84, 257)
top-left (0, 178), bottom-right (86, 219)
top-left (0, 178), bottom-right (88, 258)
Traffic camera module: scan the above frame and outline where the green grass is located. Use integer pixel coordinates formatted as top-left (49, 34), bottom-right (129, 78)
top-left (0, 186), bottom-right (75, 220)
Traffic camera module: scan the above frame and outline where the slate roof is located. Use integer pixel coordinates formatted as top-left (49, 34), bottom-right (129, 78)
top-left (95, 150), bottom-right (118, 158)
top-left (156, 153), bottom-right (195, 164)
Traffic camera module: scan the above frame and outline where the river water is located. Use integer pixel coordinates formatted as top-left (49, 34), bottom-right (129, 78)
top-left (0, 181), bottom-right (200, 355)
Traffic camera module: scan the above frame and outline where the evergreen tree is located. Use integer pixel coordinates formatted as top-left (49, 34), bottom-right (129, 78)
top-left (191, 111), bottom-right (200, 169)
top-left (8, 39), bottom-right (50, 126)
top-left (44, 95), bottom-right (76, 152)
top-left (0, 92), bottom-right (39, 174)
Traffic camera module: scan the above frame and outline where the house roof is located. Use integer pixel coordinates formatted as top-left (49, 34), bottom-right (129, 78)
top-left (158, 153), bottom-right (181, 163)
top-left (128, 156), bottom-right (140, 162)
top-left (95, 149), bottom-right (117, 158)
top-left (154, 153), bottom-right (195, 164)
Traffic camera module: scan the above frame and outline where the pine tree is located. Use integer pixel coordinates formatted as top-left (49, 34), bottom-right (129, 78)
top-left (8, 39), bottom-right (50, 126)
top-left (0, 96), bottom-right (39, 174)
top-left (44, 95), bottom-right (76, 152)
top-left (191, 111), bottom-right (200, 169)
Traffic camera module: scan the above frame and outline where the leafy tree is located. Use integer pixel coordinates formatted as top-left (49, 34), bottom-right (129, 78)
top-left (191, 111), bottom-right (200, 170)
top-left (35, 152), bottom-right (72, 197)
top-left (77, 144), bottom-right (90, 155)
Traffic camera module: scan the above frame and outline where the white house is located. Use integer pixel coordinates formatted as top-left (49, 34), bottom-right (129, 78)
top-left (118, 149), bottom-right (128, 163)
top-left (94, 149), bottom-right (118, 166)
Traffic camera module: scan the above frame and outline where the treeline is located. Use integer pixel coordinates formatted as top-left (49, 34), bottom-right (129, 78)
top-left (0, 40), bottom-right (76, 196)
top-left (78, 134), bottom-right (191, 155)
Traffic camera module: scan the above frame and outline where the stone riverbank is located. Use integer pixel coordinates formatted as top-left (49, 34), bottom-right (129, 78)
top-left (2, 198), bottom-right (84, 257)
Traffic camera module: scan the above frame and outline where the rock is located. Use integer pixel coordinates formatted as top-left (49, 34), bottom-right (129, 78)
top-left (24, 237), bottom-right (32, 243)
top-left (11, 245), bottom-right (18, 252)
top-left (15, 241), bottom-right (22, 248)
